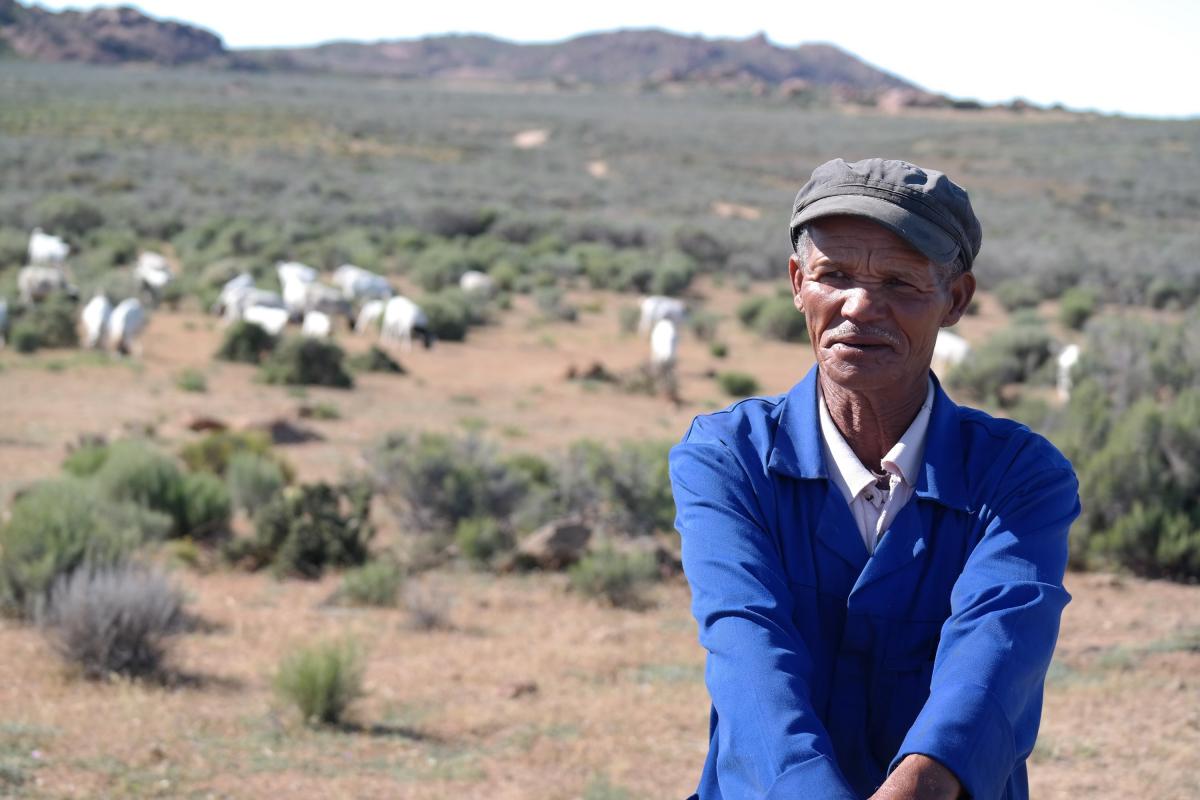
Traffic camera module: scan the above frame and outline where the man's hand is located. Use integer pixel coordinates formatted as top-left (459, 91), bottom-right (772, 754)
top-left (868, 754), bottom-right (962, 800)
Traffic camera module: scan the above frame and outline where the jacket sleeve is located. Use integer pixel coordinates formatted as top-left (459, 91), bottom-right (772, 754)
top-left (671, 427), bottom-right (858, 800)
top-left (889, 452), bottom-right (1080, 800)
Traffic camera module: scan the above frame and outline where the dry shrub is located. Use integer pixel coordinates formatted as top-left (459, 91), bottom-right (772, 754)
top-left (38, 564), bottom-right (185, 680)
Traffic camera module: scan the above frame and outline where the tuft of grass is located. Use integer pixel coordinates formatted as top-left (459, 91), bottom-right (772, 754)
top-left (709, 341), bottom-right (728, 359)
top-left (274, 638), bottom-right (365, 727)
top-left (582, 773), bottom-right (634, 800)
top-left (175, 368), bottom-right (207, 393)
top-left (337, 560), bottom-right (405, 608)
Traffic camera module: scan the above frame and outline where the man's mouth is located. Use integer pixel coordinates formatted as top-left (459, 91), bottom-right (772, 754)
top-left (828, 337), bottom-right (892, 352)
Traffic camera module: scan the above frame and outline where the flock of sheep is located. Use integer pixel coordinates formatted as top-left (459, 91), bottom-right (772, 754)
top-left (5, 228), bottom-right (1079, 400)
top-left (2, 228), bottom-right (691, 379)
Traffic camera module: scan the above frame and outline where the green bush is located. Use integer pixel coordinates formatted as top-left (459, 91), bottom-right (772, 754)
top-left (947, 323), bottom-right (1054, 405)
top-left (13, 298), bottom-right (79, 349)
top-left (215, 320), bottom-right (277, 365)
top-left (33, 194), bottom-right (104, 238)
top-left (994, 279), bottom-right (1042, 312)
top-left (709, 341), bottom-right (728, 359)
top-left (534, 286), bottom-right (578, 322)
top-left (0, 480), bottom-right (157, 617)
top-left (736, 295), bottom-right (769, 327)
top-left (274, 638), bottom-right (365, 726)
top-left (38, 564), bottom-right (185, 680)
top-left (179, 429), bottom-right (278, 477)
top-left (1058, 287), bottom-right (1097, 330)
top-left (226, 452), bottom-right (286, 514)
top-left (455, 516), bottom-right (512, 567)
top-left (94, 441), bottom-right (188, 534)
top-left (62, 441), bottom-right (111, 477)
top-left (371, 432), bottom-right (528, 538)
top-left (261, 336), bottom-right (353, 388)
top-left (233, 482), bottom-right (374, 579)
top-left (617, 305), bottom-right (640, 334)
top-left (337, 560), bottom-right (405, 607)
top-left (688, 310), bottom-right (720, 342)
top-left (752, 296), bottom-right (807, 342)
top-left (10, 322), bottom-right (41, 353)
top-left (348, 345), bottom-right (405, 374)
top-left (419, 288), bottom-right (486, 342)
top-left (178, 472), bottom-right (231, 541)
top-left (175, 368), bottom-right (207, 393)
top-left (717, 371), bottom-right (761, 397)
top-left (568, 546), bottom-right (659, 608)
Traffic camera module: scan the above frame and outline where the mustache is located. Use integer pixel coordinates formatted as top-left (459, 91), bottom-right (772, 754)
top-left (823, 323), bottom-right (901, 348)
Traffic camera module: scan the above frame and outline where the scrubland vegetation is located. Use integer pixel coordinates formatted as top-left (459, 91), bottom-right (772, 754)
top-left (0, 62), bottom-right (1198, 798)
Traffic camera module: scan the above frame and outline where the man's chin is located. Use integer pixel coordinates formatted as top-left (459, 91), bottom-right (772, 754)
top-left (817, 351), bottom-right (905, 391)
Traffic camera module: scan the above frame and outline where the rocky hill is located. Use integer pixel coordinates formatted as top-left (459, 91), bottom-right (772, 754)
top-left (238, 29), bottom-right (920, 96)
top-left (0, 1), bottom-right (941, 104)
top-left (0, 0), bottom-right (224, 65)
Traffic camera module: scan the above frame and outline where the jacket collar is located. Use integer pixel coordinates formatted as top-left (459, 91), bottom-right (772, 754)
top-left (767, 364), bottom-right (971, 512)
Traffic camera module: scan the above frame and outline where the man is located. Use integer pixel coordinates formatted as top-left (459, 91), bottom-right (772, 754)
top-left (670, 158), bottom-right (1079, 800)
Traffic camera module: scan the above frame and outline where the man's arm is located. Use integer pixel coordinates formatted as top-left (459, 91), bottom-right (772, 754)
top-left (887, 448), bottom-right (1080, 800)
top-left (671, 431), bottom-right (858, 800)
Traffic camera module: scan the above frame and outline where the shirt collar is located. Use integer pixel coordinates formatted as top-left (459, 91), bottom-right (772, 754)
top-left (767, 364), bottom-right (971, 512)
top-left (817, 377), bottom-right (934, 501)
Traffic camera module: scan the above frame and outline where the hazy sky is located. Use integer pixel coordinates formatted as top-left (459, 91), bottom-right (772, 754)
top-left (39, 0), bottom-right (1200, 118)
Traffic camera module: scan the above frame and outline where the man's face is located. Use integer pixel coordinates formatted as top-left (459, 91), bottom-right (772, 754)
top-left (788, 216), bottom-right (975, 393)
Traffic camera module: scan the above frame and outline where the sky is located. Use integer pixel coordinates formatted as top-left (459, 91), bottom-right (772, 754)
top-left (37, 0), bottom-right (1200, 118)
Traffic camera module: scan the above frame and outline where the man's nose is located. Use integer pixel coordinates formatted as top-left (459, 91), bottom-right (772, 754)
top-left (839, 286), bottom-right (886, 320)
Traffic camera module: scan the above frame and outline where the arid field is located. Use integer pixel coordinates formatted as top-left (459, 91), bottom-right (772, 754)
top-left (1, 282), bottom-right (1198, 799)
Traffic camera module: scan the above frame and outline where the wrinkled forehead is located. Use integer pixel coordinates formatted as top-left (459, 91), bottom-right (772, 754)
top-left (804, 217), bottom-right (934, 273)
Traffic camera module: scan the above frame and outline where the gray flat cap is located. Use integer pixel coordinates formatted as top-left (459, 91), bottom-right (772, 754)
top-left (790, 157), bottom-right (982, 270)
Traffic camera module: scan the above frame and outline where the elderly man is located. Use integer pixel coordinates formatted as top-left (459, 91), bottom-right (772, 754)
top-left (670, 158), bottom-right (1079, 800)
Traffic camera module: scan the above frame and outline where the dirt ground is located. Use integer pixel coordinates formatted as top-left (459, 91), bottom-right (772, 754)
top-left (1, 283), bottom-right (1197, 798)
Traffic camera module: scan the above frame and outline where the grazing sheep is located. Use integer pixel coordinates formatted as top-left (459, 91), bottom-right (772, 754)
top-left (301, 310), bottom-right (332, 338)
top-left (381, 296), bottom-right (433, 351)
top-left (134, 252), bottom-right (174, 301)
top-left (17, 265), bottom-right (75, 304)
top-left (28, 228), bottom-right (70, 265)
top-left (932, 330), bottom-right (971, 375)
top-left (650, 318), bottom-right (678, 368)
top-left (106, 298), bottom-right (147, 355)
top-left (295, 282), bottom-right (352, 321)
top-left (0, 298), bottom-right (7, 348)
top-left (212, 272), bottom-right (255, 315)
top-left (638, 295), bottom-right (687, 335)
top-left (223, 287), bottom-right (285, 324)
top-left (276, 261), bottom-right (317, 286)
top-left (333, 264), bottom-right (393, 301)
top-left (242, 304), bottom-right (290, 336)
top-left (1057, 343), bottom-right (1081, 401)
top-left (81, 294), bottom-right (113, 349)
top-left (354, 299), bottom-right (386, 334)
top-left (459, 270), bottom-right (495, 297)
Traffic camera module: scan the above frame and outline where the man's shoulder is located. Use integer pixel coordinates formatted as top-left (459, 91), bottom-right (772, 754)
top-left (952, 401), bottom-right (1076, 483)
top-left (678, 393), bottom-right (788, 452)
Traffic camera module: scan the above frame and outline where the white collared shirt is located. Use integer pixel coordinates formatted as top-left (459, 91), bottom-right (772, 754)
top-left (818, 378), bottom-right (935, 555)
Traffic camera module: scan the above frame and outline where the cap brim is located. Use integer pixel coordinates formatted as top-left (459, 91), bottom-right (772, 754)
top-left (790, 195), bottom-right (960, 267)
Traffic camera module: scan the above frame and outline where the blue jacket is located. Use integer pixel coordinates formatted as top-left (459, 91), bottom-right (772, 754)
top-left (669, 366), bottom-right (1079, 800)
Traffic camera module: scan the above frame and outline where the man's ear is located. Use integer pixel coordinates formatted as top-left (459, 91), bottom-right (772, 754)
top-left (940, 271), bottom-right (976, 327)
top-left (788, 253), bottom-right (804, 312)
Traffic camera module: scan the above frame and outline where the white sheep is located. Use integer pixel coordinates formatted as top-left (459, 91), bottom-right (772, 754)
top-left (28, 228), bottom-right (70, 265)
top-left (212, 272), bottom-right (255, 315)
top-left (302, 310), bottom-right (332, 338)
top-left (242, 304), bottom-right (290, 336)
top-left (354, 299), bottom-right (386, 334)
top-left (295, 282), bottom-right (351, 321)
top-left (381, 296), bottom-right (432, 351)
top-left (17, 265), bottom-right (74, 304)
top-left (333, 264), bottom-right (393, 301)
top-left (1057, 344), bottom-right (1081, 401)
top-left (223, 287), bottom-right (285, 324)
top-left (0, 298), bottom-right (7, 349)
top-left (106, 298), bottom-right (147, 355)
top-left (276, 261), bottom-right (318, 286)
top-left (80, 294), bottom-right (113, 349)
top-left (932, 330), bottom-right (971, 375)
top-left (135, 252), bottom-right (174, 300)
top-left (650, 318), bottom-right (678, 368)
top-left (638, 295), bottom-right (687, 335)
top-left (459, 270), bottom-right (495, 297)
